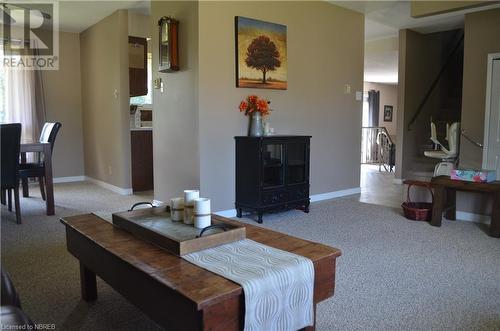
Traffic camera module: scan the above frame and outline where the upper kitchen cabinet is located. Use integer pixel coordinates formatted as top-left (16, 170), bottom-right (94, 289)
top-left (129, 36), bottom-right (148, 97)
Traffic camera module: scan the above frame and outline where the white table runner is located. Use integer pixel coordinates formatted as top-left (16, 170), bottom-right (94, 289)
top-left (183, 239), bottom-right (314, 331)
top-left (93, 212), bottom-right (315, 330)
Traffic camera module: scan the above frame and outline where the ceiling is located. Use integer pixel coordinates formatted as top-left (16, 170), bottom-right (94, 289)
top-left (1, 1), bottom-right (150, 33)
top-left (46, 0), bottom-right (150, 33)
top-left (333, 0), bottom-right (500, 41)
top-left (332, 0), bottom-right (500, 84)
top-left (58, 1), bottom-right (149, 32)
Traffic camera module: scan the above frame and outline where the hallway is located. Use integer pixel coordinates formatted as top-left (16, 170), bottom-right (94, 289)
top-left (359, 164), bottom-right (403, 208)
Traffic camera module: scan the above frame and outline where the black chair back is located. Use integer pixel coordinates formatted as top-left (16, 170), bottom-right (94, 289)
top-left (39, 122), bottom-right (62, 152)
top-left (1, 124), bottom-right (21, 189)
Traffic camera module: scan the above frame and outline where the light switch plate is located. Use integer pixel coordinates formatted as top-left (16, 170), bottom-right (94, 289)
top-left (344, 84), bottom-right (351, 94)
top-left (154, 78), bottom-right (162, 89)
top-left (356, 91), bottom-right (363, 101)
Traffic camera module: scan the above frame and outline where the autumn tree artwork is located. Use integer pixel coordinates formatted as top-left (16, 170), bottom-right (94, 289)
top-left (236, 16), bottom-right (287, 90)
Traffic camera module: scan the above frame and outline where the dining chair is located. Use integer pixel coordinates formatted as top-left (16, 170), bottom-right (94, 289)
top-left (1, 123), bottom-right (22, 224)
top-left (19, 122), bottom-right (62, 200)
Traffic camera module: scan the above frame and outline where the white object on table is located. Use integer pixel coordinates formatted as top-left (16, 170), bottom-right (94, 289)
top-left (183, 239), bottom-right (314, 331)
top-left (193, 198), bottom-right (211, 229)
top-left (183, 190), bottom-right (199, 225)
top-left (170, 197), bottom-right (184, 221)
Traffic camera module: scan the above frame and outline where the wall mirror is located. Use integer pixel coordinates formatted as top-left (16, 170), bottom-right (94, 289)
top-left (158, 16), bottom-right (179, 72)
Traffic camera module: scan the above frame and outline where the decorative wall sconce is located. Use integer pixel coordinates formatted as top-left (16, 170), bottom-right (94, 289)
top-left (158, 16), bottom-right (179, 72)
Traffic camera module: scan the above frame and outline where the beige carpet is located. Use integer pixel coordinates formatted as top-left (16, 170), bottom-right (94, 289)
top-left (1, 182), bottom-right (499, 330)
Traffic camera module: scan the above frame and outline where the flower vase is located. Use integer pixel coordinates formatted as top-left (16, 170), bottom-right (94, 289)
top-left (248, 112), bottom-right (263, 137)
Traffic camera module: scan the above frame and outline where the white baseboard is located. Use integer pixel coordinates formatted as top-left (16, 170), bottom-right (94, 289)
top-left (85, 176), bottom-right (133, 195)
top-left (310, 187), bottom-right (361, 202)
top-left (455, 211), bottom-right (490, 224)
top-left (214, 187), bottom-right (361, 217)
top-left (215, 209), bottom-right (238, 218)
top-left (53, 176), bottom-right (86, 183)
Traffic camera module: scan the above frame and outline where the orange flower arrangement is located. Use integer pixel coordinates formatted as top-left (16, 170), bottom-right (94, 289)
top-left (238, 95), bottom-right (271, 116)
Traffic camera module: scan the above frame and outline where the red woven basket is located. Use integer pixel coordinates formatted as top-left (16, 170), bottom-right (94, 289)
top-left (401, 183), bottom-right (433, 221)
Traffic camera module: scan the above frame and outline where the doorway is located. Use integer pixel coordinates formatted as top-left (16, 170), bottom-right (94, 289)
top-left (129, 28), bottom-right (154, 193)
top-left (360, 83), bottom-right (400, 208)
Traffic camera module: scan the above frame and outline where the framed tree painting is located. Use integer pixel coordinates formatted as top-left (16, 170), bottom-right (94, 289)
top-left (235, 16), bottom-right (287, 90)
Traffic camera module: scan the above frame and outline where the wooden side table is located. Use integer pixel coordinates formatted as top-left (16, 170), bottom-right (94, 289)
top-left (430, 176), bottom-right (500, 238)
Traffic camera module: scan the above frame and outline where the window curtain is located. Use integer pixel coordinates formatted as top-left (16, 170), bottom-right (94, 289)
top-left (368, 90), bottom-right (380, 127)
top-left (5, 68), bottom-right (37, 143)
top-left (3, 40), bottom-right (46, 144)
top-left (366, 90), bottom-right (380, 162)
top-left (33, 49), bottom-right (47, 136)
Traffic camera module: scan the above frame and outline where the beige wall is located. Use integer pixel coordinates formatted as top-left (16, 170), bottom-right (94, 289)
top-left (365, 37), bottom-right (398, 54)
top-left (364, 37), bottom-right (398, 83)
top-left (80, 10), bottom-right (132, 189)
top-left (198, 1), bottom-right (364, 211)
top-left (460, 8), bottom-right (500, 169)
top-left (151, 1), bottom-right (200, 201)
top-left (364, 82), bottom-right (398, 136)
top-left (42, 32), bottom-right (84, 178)
top-left (410, 1), bottom-right (492, 18)
top-left (455, 8), bottom-right (500, 215)
top-left (128, 13), bottom-right (151, 38)
top-left (395, 31), bottom-right (407, 179)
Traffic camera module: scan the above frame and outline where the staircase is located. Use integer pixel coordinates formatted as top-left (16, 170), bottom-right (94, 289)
top-left (407, 29), bottom-right (464, 178)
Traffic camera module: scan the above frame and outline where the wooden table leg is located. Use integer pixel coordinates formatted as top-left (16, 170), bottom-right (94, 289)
top-left (7, 189), bottom-right (12, 211)
top-left (20, 152), bottom-right (29, 197)
top-left (445, 188), bottom-right (456, 220)
top-left (43, 145), bottom-right (54, 215)
top-left (490, 192), bottom-right (500, 238)
top-left (431, 185), bottom-right (445, 227)
top-left (80, 262), bottom-right (97, 302)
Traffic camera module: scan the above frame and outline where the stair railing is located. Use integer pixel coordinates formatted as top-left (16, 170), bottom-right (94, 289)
top-left (407, 31), bottom-right (464, 131)
top-left (361, 126), bottom-right (394, 165)
top-left (461, 129), bottom-right (483, 148)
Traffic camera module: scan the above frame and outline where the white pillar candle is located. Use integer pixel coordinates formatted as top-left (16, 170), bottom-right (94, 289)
top-left (170, 197), bottom-right (184, 222)
top-left (193, 198), bottom-right (211, 229)
top-left (183, 190), bottom-right (199, 225)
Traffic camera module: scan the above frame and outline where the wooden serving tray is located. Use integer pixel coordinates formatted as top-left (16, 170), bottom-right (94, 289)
top-left (112, 206), bottom-right (246, 256)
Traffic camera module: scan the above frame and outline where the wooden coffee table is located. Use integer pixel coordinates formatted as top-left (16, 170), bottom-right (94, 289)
top-left (61, 214), bottom-right (341, 330)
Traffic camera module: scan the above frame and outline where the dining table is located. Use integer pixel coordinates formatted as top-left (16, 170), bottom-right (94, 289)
top-left (20, 142), bottom-right (54, 215)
